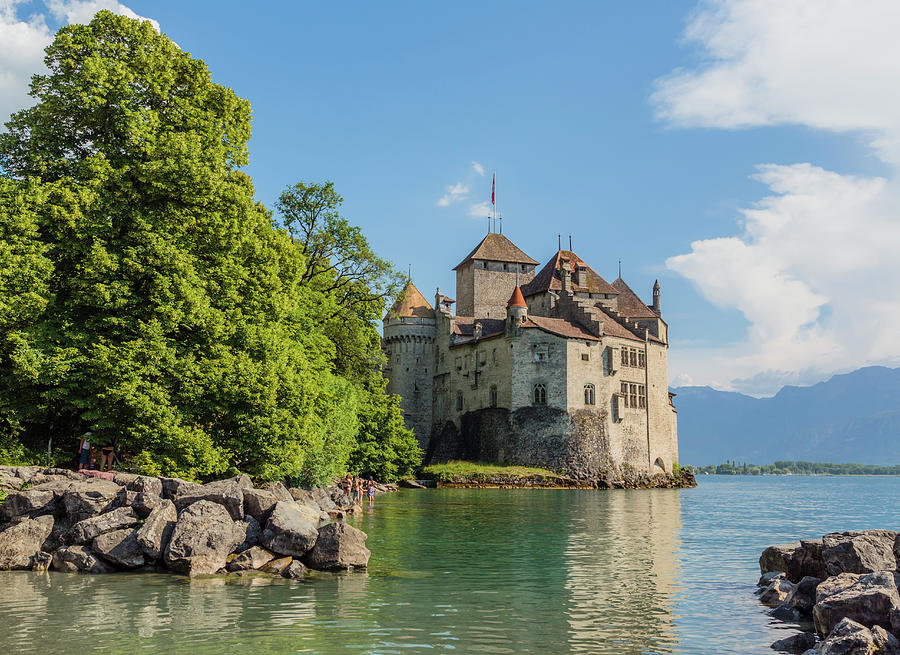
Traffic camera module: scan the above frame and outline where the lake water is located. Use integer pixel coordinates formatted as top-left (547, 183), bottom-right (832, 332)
top-left (1, 476), bottom-right (897, 654)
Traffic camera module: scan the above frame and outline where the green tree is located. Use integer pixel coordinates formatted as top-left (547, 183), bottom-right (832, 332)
top-left (0, 11), bottom-right (360, 482)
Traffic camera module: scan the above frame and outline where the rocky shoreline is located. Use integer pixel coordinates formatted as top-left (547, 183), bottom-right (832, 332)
top-left (0, 466), bottom-right (390, 578)
top-left (429, 469), bottom-right (697, 489)
top-left (757, 529), bottom-right (900, 653)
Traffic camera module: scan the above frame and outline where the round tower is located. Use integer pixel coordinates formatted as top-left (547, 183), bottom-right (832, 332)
top-left (382, 281), bottom-right (436, 449)
top-left (652, 279), bottom-right (661, 316)
top-left (506, 285), bottom-right (528, 336)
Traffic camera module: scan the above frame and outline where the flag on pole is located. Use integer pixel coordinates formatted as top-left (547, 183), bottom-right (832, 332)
top-left (491, 173), bottom-right (495, 205)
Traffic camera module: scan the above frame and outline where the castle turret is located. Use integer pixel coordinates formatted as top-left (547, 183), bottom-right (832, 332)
top-left (506, 286), bottom-right (528, 336)
top-left (383, 281), bottom-right (436, 448)
top-left (652, 279), bottom-right (661, 316)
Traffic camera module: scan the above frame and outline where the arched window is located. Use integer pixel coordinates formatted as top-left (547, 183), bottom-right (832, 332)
top-left (489, 385), bottom-right (498, 408)
top-left (456, 391), bottom-right (463, 411)
top-left (533, 383), bottom-right (547, 405)
top-left (584, 383), bottom-right (595, 405)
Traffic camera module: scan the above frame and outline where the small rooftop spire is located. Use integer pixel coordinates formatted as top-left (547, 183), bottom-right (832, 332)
top-left (507, 286), bottom-right (527, 308)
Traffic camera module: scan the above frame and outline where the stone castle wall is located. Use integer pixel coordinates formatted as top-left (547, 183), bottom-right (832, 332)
top-left (455, 261), bottom-right (535, 318)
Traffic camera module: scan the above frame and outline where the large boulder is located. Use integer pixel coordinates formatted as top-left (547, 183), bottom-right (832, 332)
top-left (0, 515), bottom-right (54, 569)
top-left (160, 477), bottom-right (201, 501)
top-left (260, 501), bottom-right (319, 557)
top-left (60, 479), bottom-right (124, 522)
top-left (817, 617), bottom-right (900, 655)
top-left (263, 482), bottom-right (293, 503)
top-left (92, 528), bottom-right (145, 569)
top-left (770, 631), bottom-right (816, 653)
top-left (0, 470), bottom-right (23, 491)
top-left (302, 522), bottom-right (370, 571)
top-left (136, 500), bottom-right (177, 560)
top-left (174, 476), bottom-right (249, 520)
top-left (283, 559), bottom-right (307, 579)
top-left (813, 570), bottom-right (900, 637)
top-left (127, 476), bottom-right (163, 496)
top-left (227, 546), bottom-right (274, 572)
top-left (164, 500), bottom-right (242, 576)
top-left (822, 531), bottom-right (899, 577)
top-left (760, 539), bottom-right (827, 583)
top-left (0, 488), bottom-right (57, 519)
top-left (132, 491), bottom-right (165, 518)
top-left (243, 488), bottom-right (278, 522)
top-left (71, 507), bottom-right (138, 545)
top-left (52, 545), bottom-right (115, 573)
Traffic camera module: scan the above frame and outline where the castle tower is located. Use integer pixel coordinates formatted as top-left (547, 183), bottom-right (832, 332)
top-left (452, 233), bottom-right (538, 318)
top-left (506, 285), bottom-right (528, 336)
top-left (652, 280), bottom-right (661, 316)
top-left (382, 281), bottom-right (435, 448)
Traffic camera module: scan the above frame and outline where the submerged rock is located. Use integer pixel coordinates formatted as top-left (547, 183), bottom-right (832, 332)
top-left (761, 577), bottom-right (798, 607)
top-left (52, 545), bottom-right (115, 573)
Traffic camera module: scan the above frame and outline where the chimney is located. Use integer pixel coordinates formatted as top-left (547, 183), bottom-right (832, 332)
top-left (560, 257), bottom-right (572, 293)
top-left (576, 265), bottom-right (587, 289)
top-left (473, 322), bottom-right (483, 340)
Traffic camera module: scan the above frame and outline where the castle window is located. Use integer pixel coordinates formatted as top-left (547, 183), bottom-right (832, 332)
top-left (456, 391), bottom-right (463, 411)
top-left (638, 351), bottom-right (646, 368)
top-left (503, 263), bottom-right (508, 271)
top-left (533, 345), bottom-right (549, 362)
top-left (584, 384), bottom-right (595, 405)
top-left (629, 384), bottom-right (638, 408)
top-left (396, 355), bottom-right (400, 363)
top-left (621, 382), bottom-right (630, 407)
top-left (533, 383), bottom-right (547, 405)
top-left (492, 348), bottom-right (497, 365)
top-left (581, 353), bottom-right (589, 362)
top-left (638, 385), bottom-right (646, 409)
top-left (629, 349), bottom-right (637, 367)
top-left (489, 385), bottom-right (498, 408)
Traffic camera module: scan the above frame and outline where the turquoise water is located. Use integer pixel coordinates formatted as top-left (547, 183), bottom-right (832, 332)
top-left (1, 476), bottom-right (897, 654)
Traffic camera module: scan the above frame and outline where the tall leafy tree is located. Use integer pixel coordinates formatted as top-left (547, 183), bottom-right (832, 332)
top-left (0, 11), bottom-right (360, 482)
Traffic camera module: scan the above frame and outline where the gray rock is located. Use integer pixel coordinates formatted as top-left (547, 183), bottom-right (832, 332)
top-left (263, 481), bottom-right (293, 502)
top-left (61, 480), bottom-right (123, 522)
top-left (289, 487), bottom-right (315, 505)
top-left (816, 617), bottom-right (896, 655)
top-left (0, 515), bottom-right (54, 569)
top-left (302, 522), bottom-right (370, 571)
top-left (762, 577), bottom-right (798, 607)
top-left (243, 488), bottom-right (278, 521)
top-left (872, 625), bottom-right (900, 654)
top-left (112, 472), bottom-right (140, 487)
top-left (132, 491), bottom-right (165, 518)
top-left (813, 570), bottom-right (900, 637)
top-left (136, 500), bottom-right (177, 560)
top-left (233, 516), bottom-right (260, 552)
top-left (41, 467), bottom-right (82, 479)
top-left (92, 528), bottom-right (145, 569)
top-left (260, 501), bottom-right (319, 557)
top-left (771, 631), bottom-right (816, 653)
top-left (760, 571), bottom-right (787, 588)
top-left (761, 540), bottom-right (827, 583)
top-left (261, 556), bottom-right (292, 575)
top-left (784, 576), bottom-right (822, 615)
top-left (127, 475), bottom-right (163, 497)
top-left (823, 530), bottom-right (899, 577)
top-left (283, 559), bottom-right (307, 579)
top-left (175, 476), bottom-right (247, 520)
top-left (43, 516), bottom-right (75, 552)
top-left (160, 477), bottom-right (201, 501)
top-left (0, 471), bottom-right (23, 491)
top-left (52, 545), bottom-right (115, 573)
top-left (1, 488), bottom-right (57, 519)
top-left (164, 500), bottom-right (242, 576)
top-left (227, 546), bottom-right (274, 571)
top-left (31, 551), bottom-right (52, 571)
top-left (71, 507), bottom-right (138, 545)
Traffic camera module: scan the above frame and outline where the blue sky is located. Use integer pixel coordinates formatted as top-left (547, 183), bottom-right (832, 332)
top-left (3, 1), bottom-right (899, 395)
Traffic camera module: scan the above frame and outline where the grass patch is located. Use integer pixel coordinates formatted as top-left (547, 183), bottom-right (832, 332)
top-left (422, 460), bottom-right (560, 482)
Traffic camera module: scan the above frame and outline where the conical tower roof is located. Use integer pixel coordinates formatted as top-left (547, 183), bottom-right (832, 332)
top-left (507, 286), bottom-right (527, 308)
top-left (384, 282), bottom-right (435, 320)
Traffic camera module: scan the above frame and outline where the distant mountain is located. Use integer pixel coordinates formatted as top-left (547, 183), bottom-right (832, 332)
top-left (672, 366), bottom-right (900, 466)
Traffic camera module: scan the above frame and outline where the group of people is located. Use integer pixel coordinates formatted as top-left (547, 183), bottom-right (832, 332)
top-left (77, 433), bottom-right (115, 472)
top-left (342, 474), bottom-right (376, 505)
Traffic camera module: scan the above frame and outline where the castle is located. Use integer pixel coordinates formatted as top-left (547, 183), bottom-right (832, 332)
top-left (383, 231), bottom-right (679, 480)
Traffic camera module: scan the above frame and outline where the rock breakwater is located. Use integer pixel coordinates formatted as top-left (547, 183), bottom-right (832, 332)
top-left (0, 466), bottom-right (381, 578)
top-left (757, 529), bottom-right (900, 653)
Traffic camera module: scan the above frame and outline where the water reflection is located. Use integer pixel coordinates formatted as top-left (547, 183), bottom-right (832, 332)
top-left (563, 490), bottom-right (681, 653)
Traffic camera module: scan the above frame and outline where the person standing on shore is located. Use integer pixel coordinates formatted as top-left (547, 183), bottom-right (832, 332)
top-left (77, 433), bottom-right (93, 471)
top-left (367, 479), bottom-right (375, 505)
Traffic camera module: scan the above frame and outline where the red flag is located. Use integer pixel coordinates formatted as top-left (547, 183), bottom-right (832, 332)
top-left (491, 173), bottom-right (495, 205)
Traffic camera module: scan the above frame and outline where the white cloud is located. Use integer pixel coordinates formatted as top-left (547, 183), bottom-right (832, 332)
top-left (436, 181), bottom-right (469, 207)
top-left (468, 201), bottom-right (491, 218)
top-left (656, 0), bottom-right (900, 394)
top-left (0, 1), bottom-right (160, 128)
top-left (472, 161), bottom-right (485, 176)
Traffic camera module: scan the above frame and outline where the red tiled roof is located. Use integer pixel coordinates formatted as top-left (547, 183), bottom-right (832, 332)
top-left (521, 250), bottom-right (619, 297)
top-left (507, 286), bottom-right (526, 307)
top-left (593, 306), bottom-right (644, 342)
top-left (451, 317), bottom-right (506, 338)
top-left (611, 278), bottom-right (658, 319)
top-left (453, 233), bottom-right (538, 270)
top-left (384, 282), bottom-right (435, 320)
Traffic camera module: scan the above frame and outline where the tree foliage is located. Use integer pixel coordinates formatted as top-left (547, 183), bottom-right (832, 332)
top-left (0, 11), bottom-right (420, 483)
